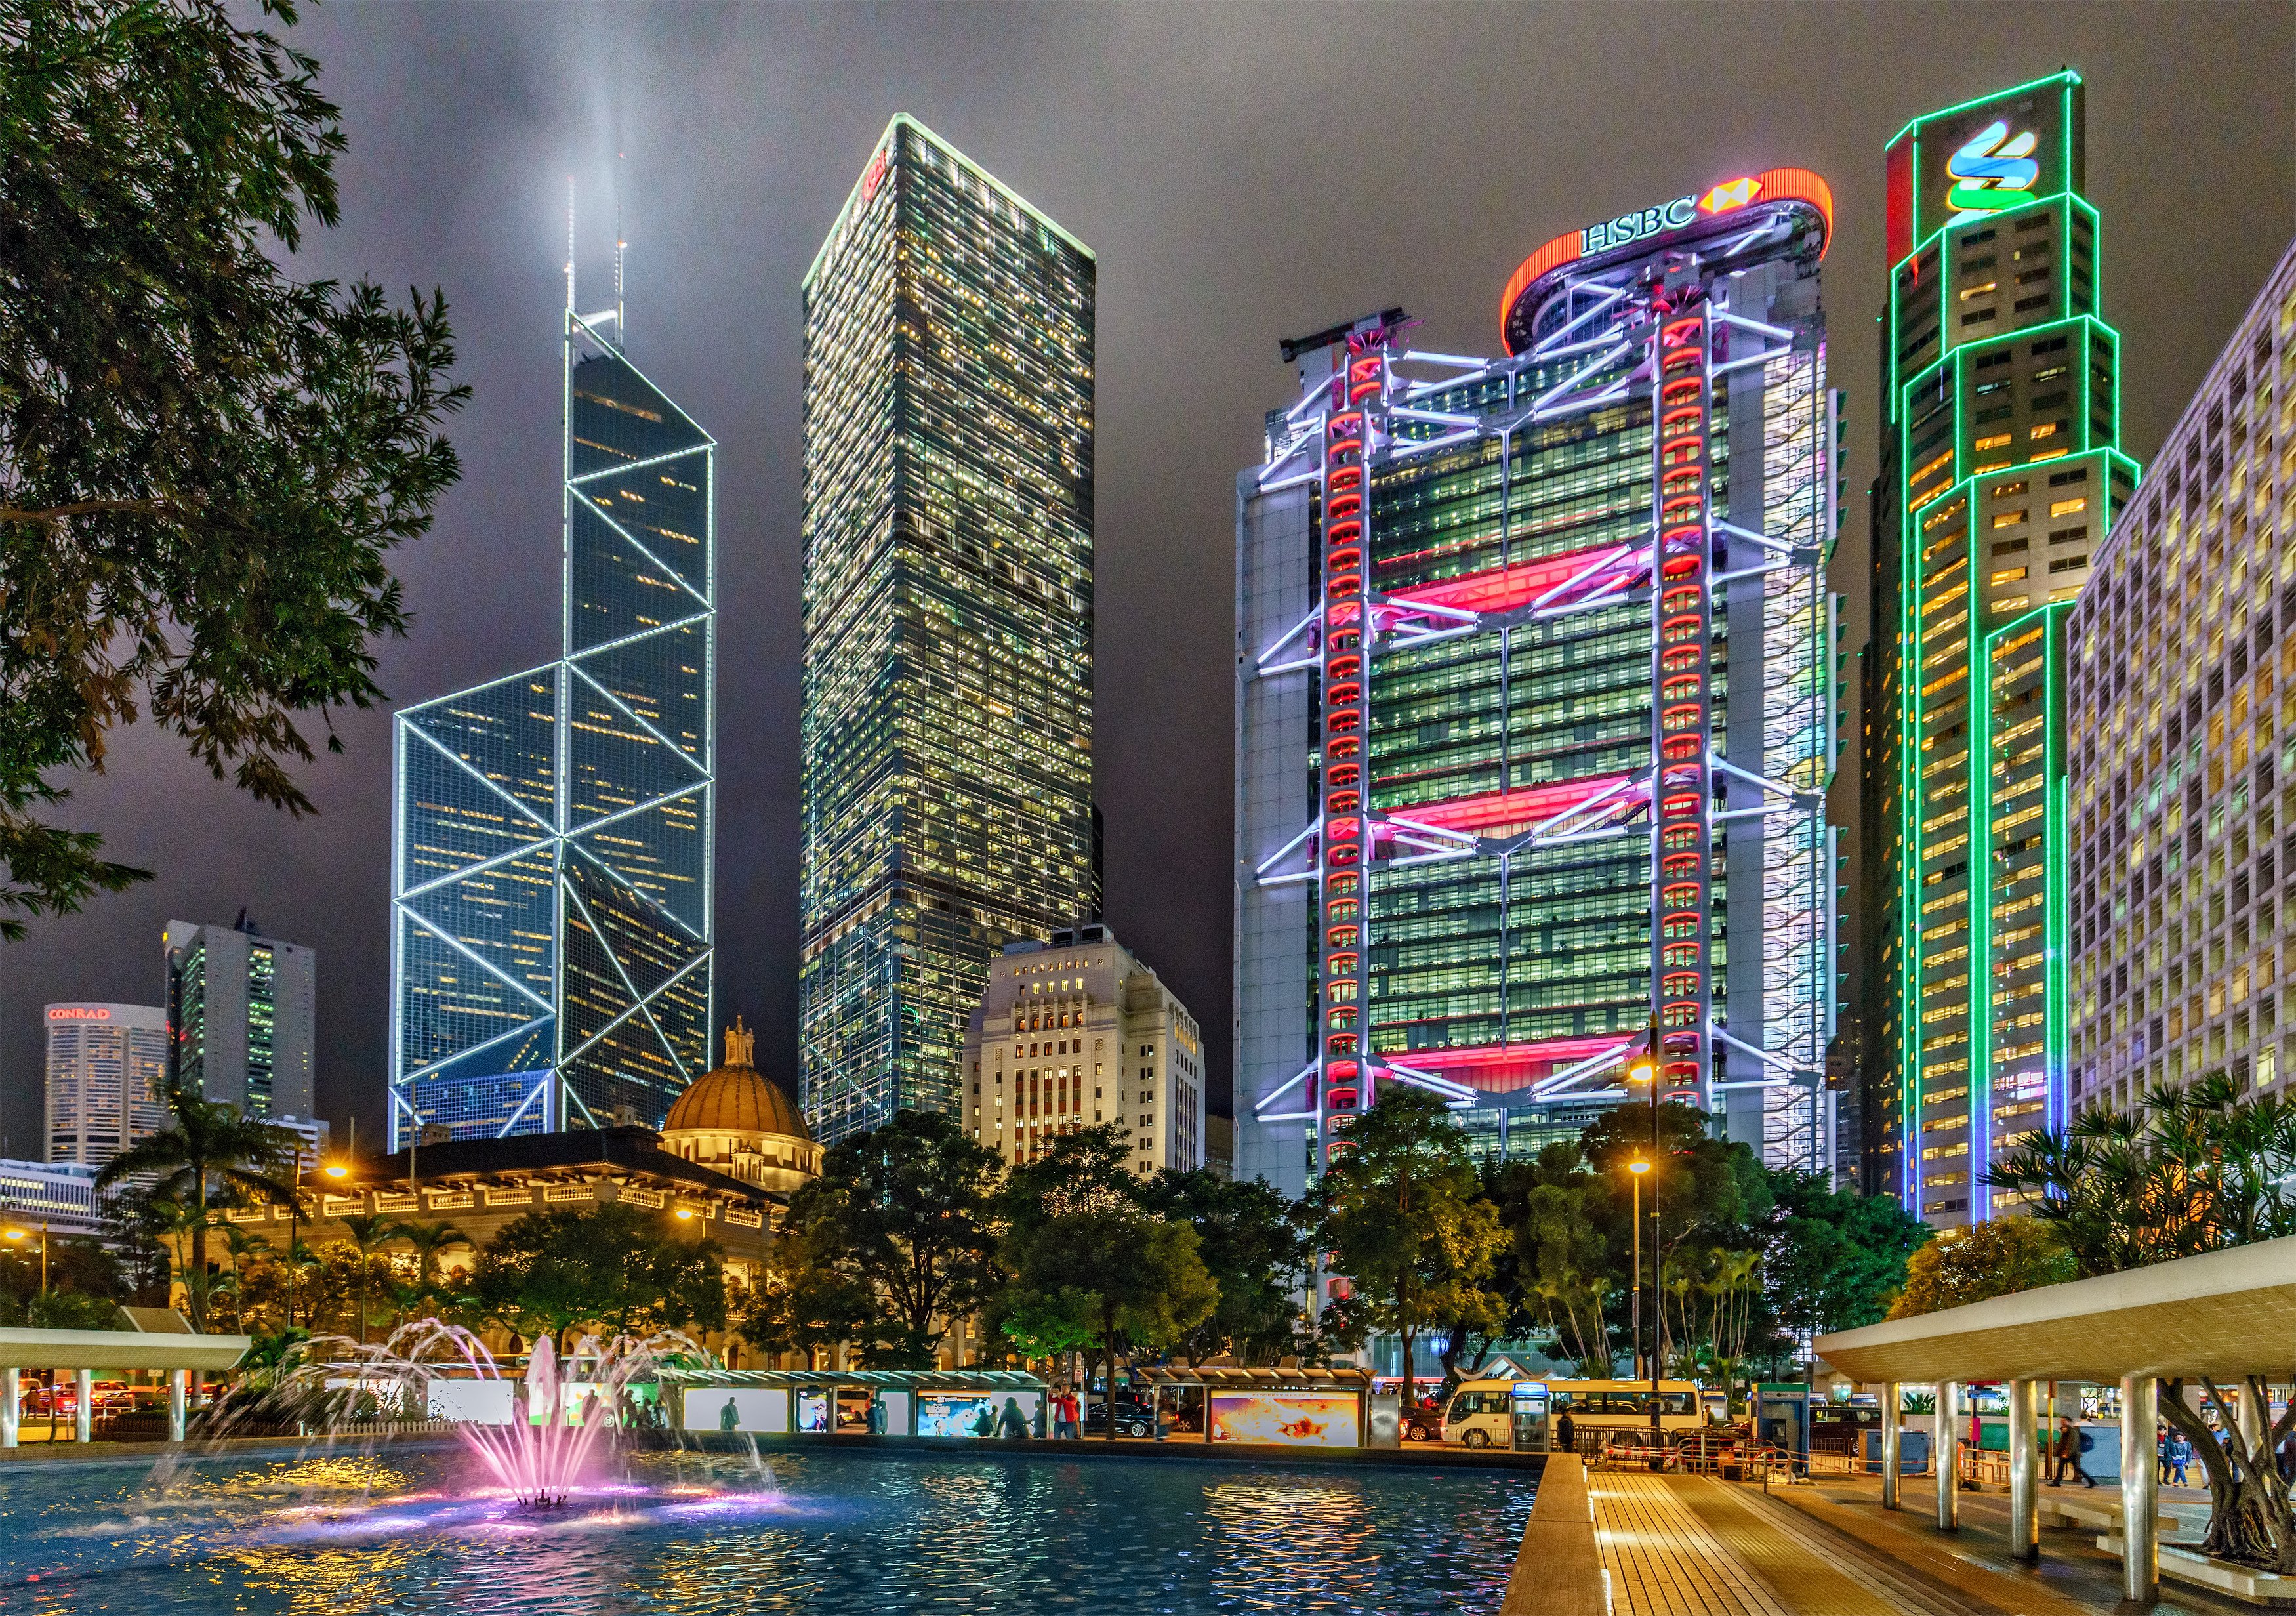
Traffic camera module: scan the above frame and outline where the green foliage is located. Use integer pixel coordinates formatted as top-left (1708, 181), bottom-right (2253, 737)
top-left (783, 1109), bottom-right (1003, 1367)
top-left (0, 0), bottom-right (466, 936)
top-left (0, 1287), bottom-right (121, 1329)
top-left (1762, 1170), bottom-right (1931, 1337)
top-left (1310, 1087), bottom-right (1506, 1402)
top-left (735, 1222), bottom-right (875, 1368)
top-left (1138, 1168), bottom-right (1309, 1365)
top-left (93, 1085), bottom-right (300, 1329)
top-left (993, 1124), bottom-right (1218, 1425)
top-left (1888, 1218), bottom-right (2070, 1317)
top-left (473, 1203), bottom-right (725, 1344)
top-left (1987, 1072), bottom-right (2296, 1275)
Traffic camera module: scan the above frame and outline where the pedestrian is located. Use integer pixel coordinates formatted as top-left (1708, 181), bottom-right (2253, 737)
top-left (2168, 1430), bottom-right (2192, 1487)
top-left (2158, 1422), bottom-right (2171, 1483)
top-left (1061, 1384), bottom-right (1082, 1440)
top-left (2052, 1417), bottom-right (2096, 1488)
top-left (1556, 1410), bottom-right (1577, 1455)
top-left (719, 1395), bottom-right (741, 1434)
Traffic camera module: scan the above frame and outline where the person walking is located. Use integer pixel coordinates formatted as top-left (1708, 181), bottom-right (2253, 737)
top-left (2158, 1422), bottom-right (2171, 1483)
top-left (2052, 1417), bottom-right (2096, 1488)
top-left (2168, 1430), bottom-right (2192, 1487)
top-left (1555, 1410), bottom-right (1577, 1456)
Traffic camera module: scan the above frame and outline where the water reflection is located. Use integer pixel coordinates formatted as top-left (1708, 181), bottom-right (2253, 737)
top-left (0, 1447), bottom-right (1533, 1615)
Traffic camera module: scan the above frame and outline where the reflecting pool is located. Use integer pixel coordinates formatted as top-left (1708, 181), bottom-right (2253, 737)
top-left (0, 1445), bottom-right (1534, 1614)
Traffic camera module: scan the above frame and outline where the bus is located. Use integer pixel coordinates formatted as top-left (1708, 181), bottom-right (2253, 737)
top-left (1439, 1378), bottom-right (1707, 1451)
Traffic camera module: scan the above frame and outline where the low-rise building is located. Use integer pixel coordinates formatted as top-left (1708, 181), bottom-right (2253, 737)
top-left (962, 922), bottom-right (1206, 1175)
top-left (0, 1159), bottom-right (108, 1239)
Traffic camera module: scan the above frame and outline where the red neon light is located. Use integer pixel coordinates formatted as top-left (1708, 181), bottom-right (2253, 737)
top-left (47, 1006), bottom-right (112, 1021)
top-left (1380, 543), bottom-right (1637, 616)
top-left (1389, 1035), bottom-right (1635, 1094)
top-left (1384, 773), bottom-right (1632, 835)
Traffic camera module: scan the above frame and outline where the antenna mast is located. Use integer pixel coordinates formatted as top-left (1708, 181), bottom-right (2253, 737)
top-left (564, 175), bottom-right (576, 316)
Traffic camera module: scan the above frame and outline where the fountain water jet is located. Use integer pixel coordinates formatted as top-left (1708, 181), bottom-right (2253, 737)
top-left (269, 1320), bottom-right (697, 1508)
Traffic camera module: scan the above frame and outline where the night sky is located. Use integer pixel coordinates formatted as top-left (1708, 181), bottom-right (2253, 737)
top-left (5, 2), bottom-right (2293, 1157)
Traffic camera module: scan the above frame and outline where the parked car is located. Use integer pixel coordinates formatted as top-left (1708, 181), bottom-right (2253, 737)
top-left (1084, 1399), bottom-right (1155, 1439)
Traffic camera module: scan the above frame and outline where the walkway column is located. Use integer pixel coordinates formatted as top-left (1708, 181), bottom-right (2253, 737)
top-left (1, 1367), bottom-right (16, 1448)
top-left (75, 1369), bottom-right (92, 1443)
top-left (2007, 1378), bottom-right (2040, 1562)
top-left (167, 1368), bottom-right (188, 1443)
top-left (1934, 1380), bottom-right (1960, 1531)
top-left (2121, 1375), bottom-right (2159, 1604)
top-left (1880, 1382), bottom-right (1902, 1510)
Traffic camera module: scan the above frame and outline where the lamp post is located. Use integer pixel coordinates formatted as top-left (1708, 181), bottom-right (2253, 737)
top-left (1626, 1011), bottom-right (1663, 1467)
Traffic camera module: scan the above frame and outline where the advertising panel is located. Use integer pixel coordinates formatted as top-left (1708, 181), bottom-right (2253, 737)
top-left (1208, 1392), bottom-right (1359, 1448)
top-left (916, 1390), bottom-right (1044, 1438)
top-left (426, 1380), bottom-right (515, 1426)
top-left (684, 1388), bottom-right (790, 1434)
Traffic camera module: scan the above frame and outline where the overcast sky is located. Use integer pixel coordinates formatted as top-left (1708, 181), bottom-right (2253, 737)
top-left (5, 1), bottom-right (2293, 1155)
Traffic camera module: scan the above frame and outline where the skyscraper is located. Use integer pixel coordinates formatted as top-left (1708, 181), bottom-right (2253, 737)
top-left (2067, 236), bottom-right (2296, 1112)
top-left (1235, 169), bottom-right (1840, 1199)
top-left (165, 916), bottom-right (316, 1121)
top-left (43, 1002), bottom-right (169, 1167)
top-left (1858, 73), bottom-right (2138, 1222)
top-left (389, 276), bottom-right (716, 1148)
top-left (798, 115), bottom-right (1096, 1144)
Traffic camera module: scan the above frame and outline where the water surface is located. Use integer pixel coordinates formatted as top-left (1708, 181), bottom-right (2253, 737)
top-left (0, 1444), bottom-right (1534, 1614)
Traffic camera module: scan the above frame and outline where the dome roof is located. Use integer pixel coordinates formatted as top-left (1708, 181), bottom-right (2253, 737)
top-left (664, 1020), bottom-right (810, 1141)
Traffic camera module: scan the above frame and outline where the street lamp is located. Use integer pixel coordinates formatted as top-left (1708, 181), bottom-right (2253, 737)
top-left (1625, 1157), bottom-right (1650, 1384)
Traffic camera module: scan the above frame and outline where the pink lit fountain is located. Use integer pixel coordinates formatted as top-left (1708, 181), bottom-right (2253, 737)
top-left (277, 1321), bottom-right (690, 1508)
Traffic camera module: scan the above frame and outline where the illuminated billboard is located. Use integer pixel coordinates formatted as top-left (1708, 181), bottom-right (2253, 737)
top-left (1208, 1392), bottom-right (1359, 1448)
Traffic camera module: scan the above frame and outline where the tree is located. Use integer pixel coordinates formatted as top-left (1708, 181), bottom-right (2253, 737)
top-left (94, 1087), bottom-right (299, 1329)
top-left (789, 1109), bottom-right (1004, 1367)
top-left (1761, 1171), bottom-right (1930, 1347)
top-left (1887, 1218), bottom-right (2069, 1318)
top-left (993, 1125), bottom-right (1220, 1428)
top-left (388, 1218), bottom-right (472, 1321)
top-left (1988, 1073), bottom-right (2296, 1569)
top-left (474, 1203), bottom-right (725, 1347)
top-left (1311, 1086), bottom-right (1506, 1409)
top-left (1988, 1073), bottom-right (2296, 1275)
top-left (1138, 1169), bottom-right (1308, 1365)
top-left (0, 0), bottom-right (466, 937)
top-left (332, 1213), bottom-right (403, 1344)
top-left (736, 1222), bottom-right (874, 1369)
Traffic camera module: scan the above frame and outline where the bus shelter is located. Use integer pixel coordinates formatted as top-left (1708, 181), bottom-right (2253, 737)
top-left (1816, 1234), bottom-right (2296, 1606)
top-left (659, 1368), bottom-right (1048, 1440)
top-left (1131, 1365), bottom-right (1374, 1449)
top-left (0, 1321), bottom-right (251, 1446)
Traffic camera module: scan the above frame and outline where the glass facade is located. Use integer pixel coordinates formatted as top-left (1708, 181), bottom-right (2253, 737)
top-left (1860, 73), bottom-right (2139, 1222)
top-left (799, 116), bottom-right (1096, 1144)
top-left (1235, 178), bottom-right (1839, 1197)
top-left (389, 313), bottom-right (715, 1146)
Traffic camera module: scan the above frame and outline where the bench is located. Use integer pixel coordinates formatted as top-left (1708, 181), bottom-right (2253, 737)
top-left (2037, 1495), bottom-right (2186, 1533)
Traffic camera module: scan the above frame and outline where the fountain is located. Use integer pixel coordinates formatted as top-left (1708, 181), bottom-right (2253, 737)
top-left (260, 1319), bottom-right (693, 1506)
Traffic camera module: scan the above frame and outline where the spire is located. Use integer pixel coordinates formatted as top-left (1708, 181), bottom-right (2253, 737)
top-left (614, 149), bottom-right (626, 344)
top-left (564, 175), bottom-right (576, 316)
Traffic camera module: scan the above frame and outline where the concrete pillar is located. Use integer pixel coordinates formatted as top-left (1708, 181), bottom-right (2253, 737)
top-left (168, 1368), bottom-right (188, 1443)
top-left (2121, 1376), bottom-right (2159, 1604)
top-left (1935, 1380), bottom-right (1960, 1531)
top-left (1880, 1382), bottom-right (1902, 1510)
top-left (2007, 1378), bottom-right (2040, 1562)
top-left (1, 1367), bottom-right (16, 1449)
top-left (75, 1369), bottom-right (92, 1443)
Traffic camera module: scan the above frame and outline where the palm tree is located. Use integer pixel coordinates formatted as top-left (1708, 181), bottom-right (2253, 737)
top-left (216, 1223), bottom-right (271, 1333)
top-left (391, 1219), bottom-right (472, 1319)
top-left (96, 1087), bottom-right (300, 1331)
top-left (335, 1214), bottom-right (401, 1345)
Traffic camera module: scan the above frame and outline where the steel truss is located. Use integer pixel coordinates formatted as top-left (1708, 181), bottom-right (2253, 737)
top-left (1248, 244), bottom-right (1835, 1173)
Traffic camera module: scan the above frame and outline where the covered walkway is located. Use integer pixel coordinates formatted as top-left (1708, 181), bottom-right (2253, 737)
top-left (1816, 1233), bottom-right (2296, 1606)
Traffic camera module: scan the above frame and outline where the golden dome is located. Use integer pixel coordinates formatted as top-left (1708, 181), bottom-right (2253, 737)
top-left (664, 1019), bottom-right (811, 1142)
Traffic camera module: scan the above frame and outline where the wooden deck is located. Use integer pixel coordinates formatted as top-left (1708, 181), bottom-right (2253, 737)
top-left (1589, 1470), bottom-right (1906, 1616)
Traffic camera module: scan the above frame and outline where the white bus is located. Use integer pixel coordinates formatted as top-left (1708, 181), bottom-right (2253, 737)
top-left (1440, 1378), bottom-right (1706, 1450)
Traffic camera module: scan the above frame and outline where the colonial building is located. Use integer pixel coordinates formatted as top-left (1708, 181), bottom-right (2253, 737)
top-left (962, 923), bottom-right (1206, 1175)
top-left (262, 1026), bottom-right (815, 1315)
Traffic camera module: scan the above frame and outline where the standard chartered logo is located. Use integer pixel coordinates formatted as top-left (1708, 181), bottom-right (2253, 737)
top-left (1944, 119), bottom-right (2040, 224)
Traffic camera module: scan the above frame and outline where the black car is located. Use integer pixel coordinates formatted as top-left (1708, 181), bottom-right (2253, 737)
top-left (1084, 1399), bottom-right (1156, 1438)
